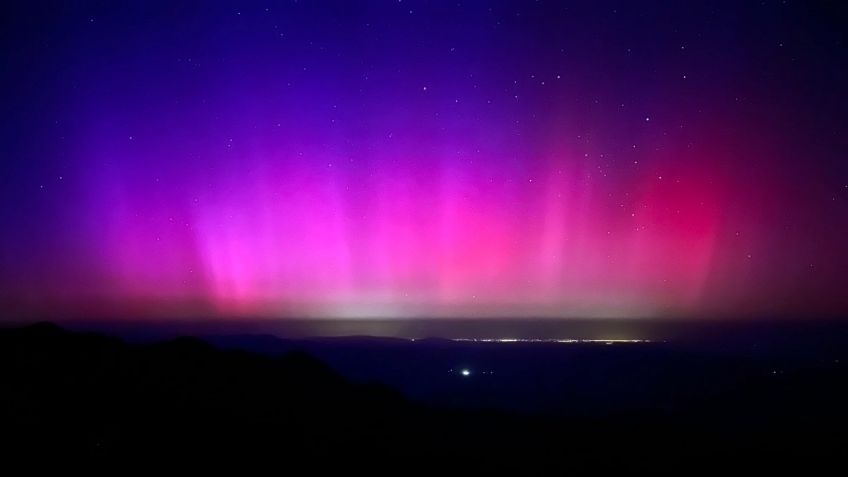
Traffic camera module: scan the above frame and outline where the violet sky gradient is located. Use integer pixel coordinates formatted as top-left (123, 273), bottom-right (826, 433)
top-left (1, 1), bottom-right (847, 321)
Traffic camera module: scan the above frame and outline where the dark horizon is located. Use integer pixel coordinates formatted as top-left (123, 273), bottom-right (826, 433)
top-left (5, 315), bottom-right (845, 343)
top-left (2, 320), bottom-right (847, 463)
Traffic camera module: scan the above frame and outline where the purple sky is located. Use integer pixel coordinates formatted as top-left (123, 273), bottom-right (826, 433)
top-left (1, 1), bottom-right (847, 321)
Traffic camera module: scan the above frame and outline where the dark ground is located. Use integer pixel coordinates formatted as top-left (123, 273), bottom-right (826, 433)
top-left (1, 322), bottom-right (846, 466)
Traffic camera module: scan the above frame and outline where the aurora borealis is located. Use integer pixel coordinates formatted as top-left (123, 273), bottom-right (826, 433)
top-left (1, 1), bottom-right (847, 321)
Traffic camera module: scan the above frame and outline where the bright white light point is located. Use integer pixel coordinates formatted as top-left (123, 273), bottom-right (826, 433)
top-left (461, 369), bottom-right (471, 376)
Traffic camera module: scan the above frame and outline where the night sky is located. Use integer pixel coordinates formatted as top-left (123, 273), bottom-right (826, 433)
top-left (1, 1), bottom-right (846, 321)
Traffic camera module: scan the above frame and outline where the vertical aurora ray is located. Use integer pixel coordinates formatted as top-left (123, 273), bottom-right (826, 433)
top-left (1, 1), bottom-right (847, 321)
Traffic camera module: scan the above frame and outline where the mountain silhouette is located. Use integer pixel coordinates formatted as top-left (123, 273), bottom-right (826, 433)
top-left (1, 322), bottom-right (846, 466)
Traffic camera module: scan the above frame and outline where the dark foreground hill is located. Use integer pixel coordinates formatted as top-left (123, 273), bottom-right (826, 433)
top-left (1, 323), bottom-right (846, 466)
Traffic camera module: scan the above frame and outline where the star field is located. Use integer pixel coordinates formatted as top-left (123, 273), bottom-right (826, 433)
top-left (0, 0), bottom-right (846, 320)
